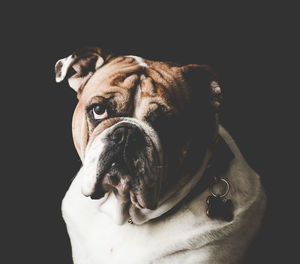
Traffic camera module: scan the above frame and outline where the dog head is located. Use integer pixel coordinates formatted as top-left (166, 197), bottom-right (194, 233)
top-left (55, 46), bottom-right (221, 224)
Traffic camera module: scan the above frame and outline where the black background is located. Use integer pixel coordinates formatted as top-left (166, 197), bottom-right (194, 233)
top-left (2, 2), bottom-right (297, 263)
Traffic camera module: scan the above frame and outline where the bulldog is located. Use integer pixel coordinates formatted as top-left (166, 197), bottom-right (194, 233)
top-left (55, 46), bottom-right (266, 264)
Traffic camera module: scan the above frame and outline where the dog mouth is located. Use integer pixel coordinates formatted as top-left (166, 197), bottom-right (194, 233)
top-left (90, 161), bottom-right (147, 210)
top-left (86, 122), bottom-right (163, 211)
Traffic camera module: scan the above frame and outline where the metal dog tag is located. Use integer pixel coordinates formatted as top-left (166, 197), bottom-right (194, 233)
top-left (206, 178), bottom-right (234, 221)
top-left (206, 195), bottom-right (233, 222)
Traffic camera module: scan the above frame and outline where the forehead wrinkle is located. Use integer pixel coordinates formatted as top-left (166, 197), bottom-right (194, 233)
top-left (110, 73), bottom-right (140, 90)
top-left (87, 94), bottom-right (119, 106)
top-left (144, 67), bottom-right (176, 96)
top-left (81, 83), bottom-right (125, 103)
top-left (140, 76), bottom-right (156, 96)
top-left (79, 56), bottom-right (145, 100)
top-left (83, 58), bottom-right (140, 86)
top-left (140, 71), bottom-right (172, 105)
top-left (144, 64), bottom-right (188, 110)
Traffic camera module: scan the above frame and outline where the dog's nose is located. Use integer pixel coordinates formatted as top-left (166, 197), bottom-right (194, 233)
top-left (109, 124), bottom-right (145, 147)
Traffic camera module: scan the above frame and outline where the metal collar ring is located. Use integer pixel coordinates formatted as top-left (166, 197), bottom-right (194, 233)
top-left (209, 178), bottom-right (230, 198)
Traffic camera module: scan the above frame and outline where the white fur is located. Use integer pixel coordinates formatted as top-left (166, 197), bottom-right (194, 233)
top-left (62, 125), bottom-right (266, 263)
top-left (55, 55), bottom-right (74, 83)
top-left (125, 55), bottom-right (148, 67)
top-left (81, 126), bottom-right (112, 197)
top-left (134, 83), bottom-right (141, 109)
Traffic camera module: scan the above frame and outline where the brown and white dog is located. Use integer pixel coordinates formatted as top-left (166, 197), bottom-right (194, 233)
top-left (55, 47), bottom-right (266, 264)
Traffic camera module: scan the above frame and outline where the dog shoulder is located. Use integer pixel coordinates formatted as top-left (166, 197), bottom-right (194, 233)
top-left (219, 125), bottom-right (266, 201)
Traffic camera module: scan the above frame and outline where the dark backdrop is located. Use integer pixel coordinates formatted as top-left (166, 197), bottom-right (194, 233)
top-left (2, 2), bottom-right (297, 263)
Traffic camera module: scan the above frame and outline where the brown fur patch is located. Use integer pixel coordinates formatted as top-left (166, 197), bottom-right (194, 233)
top-left (72, 53), bottom-right (218, 163)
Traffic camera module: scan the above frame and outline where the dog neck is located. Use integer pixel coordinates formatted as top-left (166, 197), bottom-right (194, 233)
top-left (129, 131), bottom-right (234, 225)
top-left (128, 147), bottom-right (213, 225)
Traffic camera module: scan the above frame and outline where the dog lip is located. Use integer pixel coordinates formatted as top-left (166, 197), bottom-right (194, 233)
top-left (90, 190), bottom-right (105, 200)
top-left (92, 160), bottom-right (132, 200)
top-left (92, 139), bottom-right (160, 207)
top-left (108, 174), bottom-right (120, 186)
top-left (90, 162), bottom-right (116, 200)
top-left (130, 190), bottom-right (144, 209)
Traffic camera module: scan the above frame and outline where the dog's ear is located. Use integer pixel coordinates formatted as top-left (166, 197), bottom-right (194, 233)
top-left (181, 64), bottom-right (222, 112)
top-left (55, 46), bottom-right (112, 92)
top-left (179, 64), bottom-right (222, 143)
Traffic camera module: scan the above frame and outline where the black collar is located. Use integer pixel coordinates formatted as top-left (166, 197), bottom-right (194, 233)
top-left (181, 135), bottom-right (234, 205)
top-left (207, 135), bottom-right (235, 181)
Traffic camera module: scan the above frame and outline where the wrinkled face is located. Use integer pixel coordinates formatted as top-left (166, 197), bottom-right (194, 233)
top-left (56, 47), bottom-right (220, 224)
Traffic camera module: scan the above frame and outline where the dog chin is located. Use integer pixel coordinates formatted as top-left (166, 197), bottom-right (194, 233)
top-left (79, 118), bottom-right (164, 225)
top-left (96, 191), bottom-right (131, 225)
top-left (93, 191), bottom-right (152, 225)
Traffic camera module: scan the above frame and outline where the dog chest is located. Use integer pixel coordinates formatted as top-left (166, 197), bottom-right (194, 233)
top-left (61, 174), bottom-right (220, 263)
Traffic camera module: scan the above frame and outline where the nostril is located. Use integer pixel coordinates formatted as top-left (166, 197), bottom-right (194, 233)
top-left (109, 174), bottom-right (120, 186)
top-left (128, 128), bottom-right (145, 147)
top-left (110, 127), bottom-right (127, 144)
top-left (109, 124), bottom-right (145, 148)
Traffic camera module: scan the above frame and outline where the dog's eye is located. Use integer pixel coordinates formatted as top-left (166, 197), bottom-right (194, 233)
top-left (92, 104), bottom-right (108, 120)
